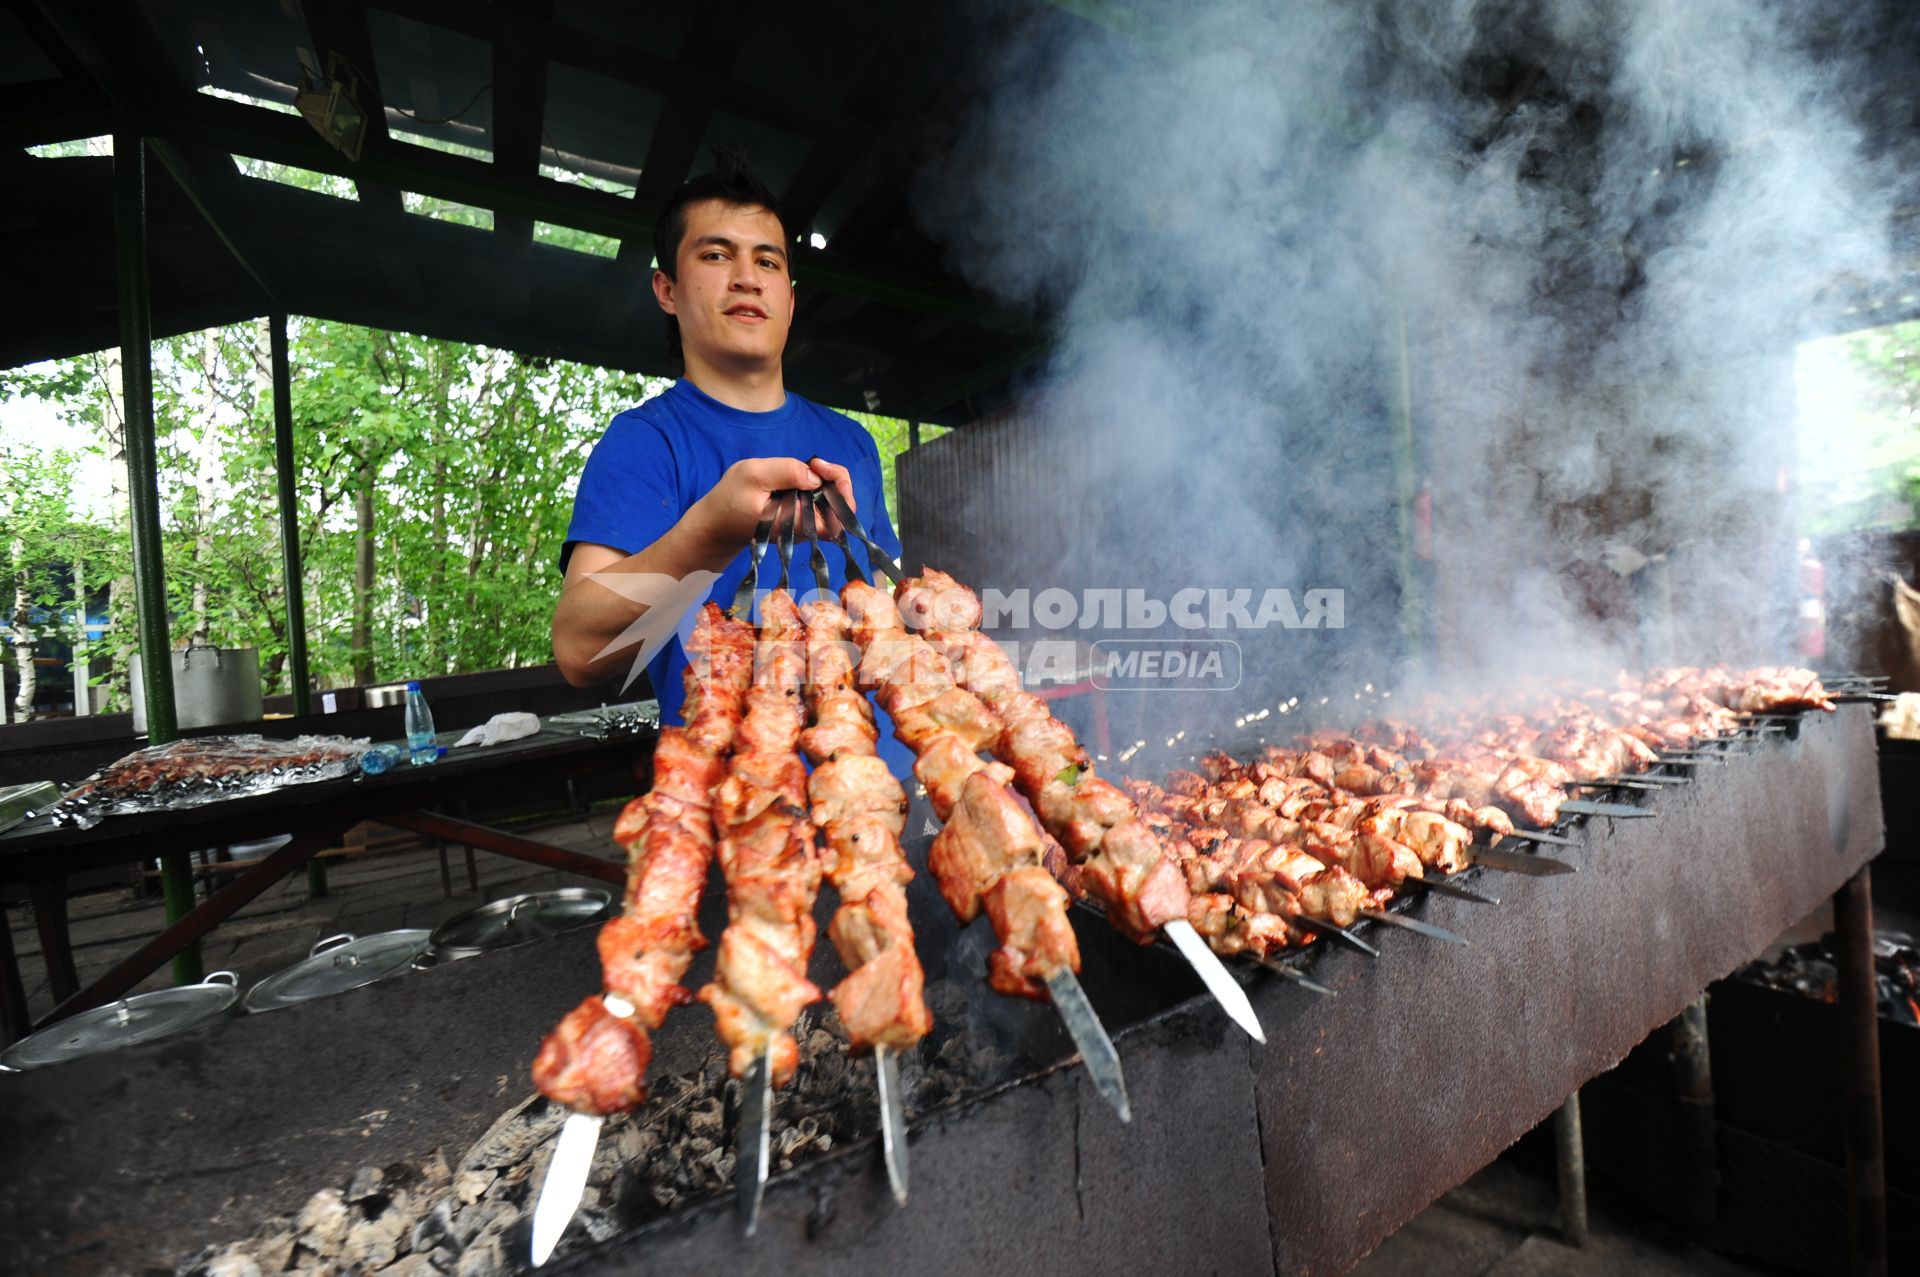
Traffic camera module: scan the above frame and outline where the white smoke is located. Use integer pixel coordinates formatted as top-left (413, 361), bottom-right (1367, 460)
top-left (912, 0), bottom-right (1896, 713)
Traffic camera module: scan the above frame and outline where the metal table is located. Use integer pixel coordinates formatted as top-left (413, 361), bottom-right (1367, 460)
top-left (0, 721), bottom-right (656, 1045)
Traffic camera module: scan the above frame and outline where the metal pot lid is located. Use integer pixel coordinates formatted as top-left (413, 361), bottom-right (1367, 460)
top-left (0, 973), bottom-right (239, 1070)
top-left (243, 930), bottom-right (431, 1013)
top-left (429, 888), bottom-right (612, 956)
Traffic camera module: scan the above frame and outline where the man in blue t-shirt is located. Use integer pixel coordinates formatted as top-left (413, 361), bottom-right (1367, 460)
top-left (554, 152), bottom-right (913, 776)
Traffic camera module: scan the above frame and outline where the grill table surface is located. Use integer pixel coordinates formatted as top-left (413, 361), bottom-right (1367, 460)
top-left (0, 705), bottom-right (1884, 1276)
top-left (0, 721), bottom-right (655, 1043)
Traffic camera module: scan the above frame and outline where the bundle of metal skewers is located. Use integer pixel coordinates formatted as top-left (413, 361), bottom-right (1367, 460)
top-left (524, 488), bottom-right (1264, 1263)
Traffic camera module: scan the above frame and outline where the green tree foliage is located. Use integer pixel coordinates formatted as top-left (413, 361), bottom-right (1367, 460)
top-left (2, 322), bottom-right (934, 715)
top-left (1798, 319), bottom-right (1920, 535)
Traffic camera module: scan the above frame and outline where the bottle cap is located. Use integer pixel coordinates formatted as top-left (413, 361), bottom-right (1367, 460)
top-left (406, 680), bottom-right (421, 692)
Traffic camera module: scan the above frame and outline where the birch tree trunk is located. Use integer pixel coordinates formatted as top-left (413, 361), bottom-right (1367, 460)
top-left (190, 327), bottom-right (220, 644)
top-left (10, 535), bottom-right (35, 721)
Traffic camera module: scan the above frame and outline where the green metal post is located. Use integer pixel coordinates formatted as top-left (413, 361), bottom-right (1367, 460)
top-left (269, 310), bottom-right (327, 897)
top-left (116, 131), bottom-right (201, 983)
top-left (269, 310), bottom-right (313, 717)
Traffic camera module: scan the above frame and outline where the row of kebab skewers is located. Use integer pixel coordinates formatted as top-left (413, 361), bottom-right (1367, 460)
top-left (525, 486), bottom-right (1876, 1265)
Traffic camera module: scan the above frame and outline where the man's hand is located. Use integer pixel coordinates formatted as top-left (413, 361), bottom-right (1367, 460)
top-left (682, 457), bottom-right (857, 558)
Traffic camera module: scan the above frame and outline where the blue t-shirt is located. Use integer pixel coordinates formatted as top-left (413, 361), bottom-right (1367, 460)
top-left (563, 378), bottom-right (914, 778)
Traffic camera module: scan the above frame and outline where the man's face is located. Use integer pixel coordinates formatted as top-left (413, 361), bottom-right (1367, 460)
top-left (653, 200), bottom-right (793, 373)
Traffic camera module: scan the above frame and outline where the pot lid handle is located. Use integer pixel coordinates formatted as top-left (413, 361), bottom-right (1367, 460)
top-left (203, 971), bottom-right (239, 988)
top-left (310, 932), bottom-right (356, 957)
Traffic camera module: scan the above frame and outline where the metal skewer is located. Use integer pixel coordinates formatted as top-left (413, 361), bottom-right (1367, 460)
top-left (531, 990), bottom-right (636, 1267)
top-left (1164, 918), bottom-right (1267, 1043)
top-left (810, 490), bottom-right (1130, 1121)
top-left (815, 479), bottom-right (904, 584)
top-left (1044, 968), bottom-right (1131, 1121)
top-left (1359, 908), bottom-right (1469, 946)
top-left (1490, 826), bottom-right (1580, 846)
top-left (1260, 958), bottom-right (1337, 996)
top-left (1567, 777), bottom-right (1662, 791)
top-left (1410, 875), bottom-right (1501, 904)
top-left (875, 1046), bottom-right (909, 1205)
top-left (1292, 914), bottom-right (1381, 956)
top-left (736, 495), bottom-right (797, 1237)
top-left (1467, 844), bottom-right (1578, 875)
top-left (800, 494), bottom-right (912, 1205)
top-left (1558, 798), bottom-right (1655, 819)
top-left (737, 1045), bottom-right (775, 1235)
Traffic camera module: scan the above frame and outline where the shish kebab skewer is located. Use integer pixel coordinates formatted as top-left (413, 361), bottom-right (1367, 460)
top-left (529, 592), bottom-right (756, 1266)
top-left (795, 495), bottom-right (926, 1206)
top-left (892, 566), bottom-right (1267, 1042)
top-left (700, 530), bottom-right (830, 1236)
top-left (815, 491), bottom-right (1131, 1121)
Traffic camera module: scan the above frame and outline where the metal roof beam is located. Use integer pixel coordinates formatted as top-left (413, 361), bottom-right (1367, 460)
top-left (0, 77), bottom-right (116, 149)
top-left (365, 0), bottom-right (867, 145)
top-left (30, 0), bottom-right (278, 307)
top-left (146, 92), bottom-right (1016, 326)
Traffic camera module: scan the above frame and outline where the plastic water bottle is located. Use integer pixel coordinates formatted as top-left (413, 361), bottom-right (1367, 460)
top-left (360, 743), bottom-right (404, 775)
top-left (404, 680), bottom-right (437, 766)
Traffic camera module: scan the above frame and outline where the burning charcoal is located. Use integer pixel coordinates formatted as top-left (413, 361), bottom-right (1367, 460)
top-left (295, 1188), bottom-right (349, 1254)
top-left (341, 1205), bottom-right (405, 1271)
top-left (686, 1100), bottom-right (723, 1139)
top-left (584, 1210), bottom-right (621, 1243)
top-left (411, 1198), bottom-right (456, 1254)
top-left (344, 1165), bottom-right (385, 1204)
top-left (454, 1169), bottom-right (495, 1206)
top-left (454, 1235), bottom-right (504, 1277)
top-left (419, 1149), bottom-right (453, 1192)
top-left (451, 1198), bottom-right (507, 1250)
top-left (380, 1255), bottom-right (443, 1277)
top-left (250, 1225), bottom-right (295, 1275)
top-left (612, 1121), bottom-right (658, 1164)
top-left (174, 1243), bottom-right (261, 1277)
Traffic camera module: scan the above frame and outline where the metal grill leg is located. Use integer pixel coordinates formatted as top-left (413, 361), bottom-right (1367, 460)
top-left (1553, 1091), bottom-right (1588, 1247)
top-left (1834, 865), bottom-right (1887, 1277)
top-left (1669, 993), bottom-right (1718, 1234)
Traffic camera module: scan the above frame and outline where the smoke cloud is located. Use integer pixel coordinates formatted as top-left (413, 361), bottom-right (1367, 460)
top-left (909, 0), bottom-right (1898, 727)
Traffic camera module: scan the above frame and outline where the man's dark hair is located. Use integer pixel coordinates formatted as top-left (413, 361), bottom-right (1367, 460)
top-left (653, 146), bottom-right (789, 369)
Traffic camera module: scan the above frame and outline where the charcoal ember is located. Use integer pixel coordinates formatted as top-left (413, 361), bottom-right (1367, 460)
top-left (454, 1235), bottom-right (504, 1277)
top-left (175, 1243), bottom-right (261, 1277)
top-left (295, 1188), bottom-right (349, 1254)
top-left (419, 1149), bottom-right (453, 1192)
top-left (341, 1202), bottom-right (406, 1271)
top-left (345, 1165), bottom-right (385, 1205)
top-left (251, 1225), bottom-right (296, 1275)
top-left (451, 1198), bottom-right (509, 1250)
top-left (454, 1169), bottom-right (495, 1206)
top-left (612, 1119), bottom-right (658, 1165)
top-left (411, 1199), bottom-right (456, 1254)
top-left (461, 1095), bottom-right (565, 1173)
top-left (380, 1255), bottom-right (443, 1277)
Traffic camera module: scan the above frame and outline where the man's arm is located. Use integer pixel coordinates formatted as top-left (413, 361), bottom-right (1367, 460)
top-left (552, 456), bottom-right (857, 687)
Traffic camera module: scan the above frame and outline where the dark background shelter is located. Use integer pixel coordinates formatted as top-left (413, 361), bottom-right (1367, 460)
top-left (0, 0), bottom-right (1055, 425)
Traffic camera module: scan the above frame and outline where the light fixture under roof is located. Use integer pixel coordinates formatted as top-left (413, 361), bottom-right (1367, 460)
top-left (295, 54), bottom-right (368, 162)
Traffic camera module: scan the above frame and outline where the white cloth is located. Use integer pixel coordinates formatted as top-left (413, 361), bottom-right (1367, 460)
top-left (453, 712), bottom-right (543, 749)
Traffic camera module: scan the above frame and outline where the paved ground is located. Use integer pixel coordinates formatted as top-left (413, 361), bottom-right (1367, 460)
top-left (4, 805), bottom-right (626, 1021)
top-left (1352, 1154), bottom-right (1770, 1277)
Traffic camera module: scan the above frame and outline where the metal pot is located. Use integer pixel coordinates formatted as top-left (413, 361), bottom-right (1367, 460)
top-left (131, 644), bottom-right (262, 733)
top-left (0, 972), bottom-right (239, 1070)
top-left (243, 930), bottom-right (431, 1012)
top-left (425, 888), bottom-right (613, 961)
